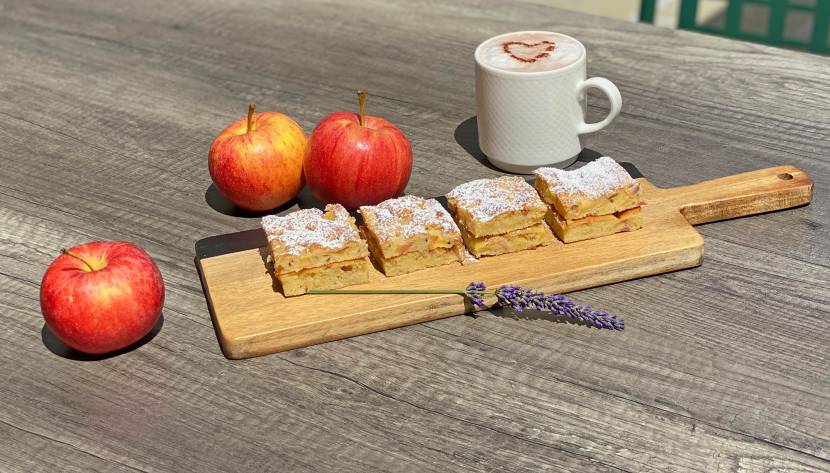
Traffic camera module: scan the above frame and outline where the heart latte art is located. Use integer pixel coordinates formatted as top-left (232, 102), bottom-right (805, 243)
top-left (502, 40), bottom-right (555, 63)
top-left (477, 32), bottom-right (583, 73)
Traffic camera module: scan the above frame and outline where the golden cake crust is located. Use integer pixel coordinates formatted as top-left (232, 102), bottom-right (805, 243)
top-left (262, 204), bottom-right (369, 274)
top-left (534, 157), bottom-right (643, 220)
top-left (446, 176), bottom-right (547, 238)
top-left (546, 207), bottom-right (643, 243)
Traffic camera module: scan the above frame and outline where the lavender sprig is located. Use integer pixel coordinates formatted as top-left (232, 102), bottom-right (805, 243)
top-left (465, 282), bottom-right (624, 331)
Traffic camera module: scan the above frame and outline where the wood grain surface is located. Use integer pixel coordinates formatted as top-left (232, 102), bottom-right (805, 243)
top-left (0, 0), bottom-right (827, 471)
top-left (202, 167), bottom-right (812, 359)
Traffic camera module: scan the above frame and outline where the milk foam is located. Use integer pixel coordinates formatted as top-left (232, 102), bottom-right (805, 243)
top-left (477, 32), bottom-right (583, 73)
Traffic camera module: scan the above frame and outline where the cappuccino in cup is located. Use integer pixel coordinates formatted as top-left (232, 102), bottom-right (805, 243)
top-left (475, 31), bottom-right (622, 172)
top-left (476, 32), bottom-right (584, 73)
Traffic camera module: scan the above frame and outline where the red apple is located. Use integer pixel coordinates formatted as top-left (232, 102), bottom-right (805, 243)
top-left (304, 91), bottom-right (412, 209)
top-left (40, 241), bottom-right (165, 354)
top-left (209, 104), bottom-right (307, 211)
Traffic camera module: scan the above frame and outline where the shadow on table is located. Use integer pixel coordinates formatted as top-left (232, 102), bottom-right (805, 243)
top-left (473, 307), bottom-right (602, 329)
top-left (258, 246), bottom-right (282, 295)
top-left (41, 314), bottom-right (164, 361)
top-left (454, 116), bottom-right (619, 176)
top-left (453, 116), bottom-right (506, 173)
top-left (205, 184), bottom-right (324, 218)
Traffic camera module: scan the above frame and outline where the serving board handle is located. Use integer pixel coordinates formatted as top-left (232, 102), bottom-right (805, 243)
top-left (659, 165), bottom-right (813, 225)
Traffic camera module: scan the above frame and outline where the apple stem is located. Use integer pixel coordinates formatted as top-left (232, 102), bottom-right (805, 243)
top-left (60, 248), bottom-right (95, 272)
top-left (357, 90), bottom-right (366, 127)
top-left (246, 103), bottom-right (255, 133)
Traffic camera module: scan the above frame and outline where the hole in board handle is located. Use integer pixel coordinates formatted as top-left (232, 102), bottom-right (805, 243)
top-left (777, 173), bottom-right (794, 180)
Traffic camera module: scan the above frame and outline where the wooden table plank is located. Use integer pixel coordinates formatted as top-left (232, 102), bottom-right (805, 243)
top-left (0, 0), bottom-right (828, 471)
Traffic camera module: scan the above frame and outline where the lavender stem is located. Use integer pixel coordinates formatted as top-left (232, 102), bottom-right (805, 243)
top-left (307, 289), bottom-right (468, 295)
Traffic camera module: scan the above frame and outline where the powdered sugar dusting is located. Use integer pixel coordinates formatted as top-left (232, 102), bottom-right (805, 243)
top-left (534, 156), bottom-right (634, 199)
top-left (447, 176), bottom-right (545, 222)
top-left (359, 195), bottom-right (460, 243)
top-left (261, 204), bottom-right (360, 255)
top-left (461, 248), bottom-right (479, 265)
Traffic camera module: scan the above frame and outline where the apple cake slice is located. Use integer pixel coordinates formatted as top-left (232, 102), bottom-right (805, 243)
top-left (446, 176), bottom-right (552, 257)
top-left (534, 157), bottom-right (644, 243)
top-left (534, 156), bottom-right (643, 220)
top-left (359, 195), bottom-right (464, 276)
top-left (261, 204), bottom-right (371, 296)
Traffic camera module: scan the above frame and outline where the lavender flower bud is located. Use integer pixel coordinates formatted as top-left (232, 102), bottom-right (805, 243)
top-left (465, 282), bottom-right (487, 308)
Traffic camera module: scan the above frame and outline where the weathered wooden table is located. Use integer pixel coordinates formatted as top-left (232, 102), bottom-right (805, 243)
top-left (1, 0), bottom-right (828, 471)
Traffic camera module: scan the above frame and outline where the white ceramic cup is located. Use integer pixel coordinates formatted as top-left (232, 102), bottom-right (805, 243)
top-left (475, 31), bottom-right (622, 173)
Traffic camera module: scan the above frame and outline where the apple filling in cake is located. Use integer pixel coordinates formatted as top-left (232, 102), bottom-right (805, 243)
top-left (545, 207), bottom-right (642, 243)
top-left (460, 221), bottom-right (557, 257)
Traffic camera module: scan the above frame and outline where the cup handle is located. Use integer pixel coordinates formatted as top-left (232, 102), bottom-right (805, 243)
top-left (575, 77), bottom-right (622, 135)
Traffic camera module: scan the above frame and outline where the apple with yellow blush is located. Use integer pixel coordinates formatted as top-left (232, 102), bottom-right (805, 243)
top-left (209, 104), bottom-right (307, 211)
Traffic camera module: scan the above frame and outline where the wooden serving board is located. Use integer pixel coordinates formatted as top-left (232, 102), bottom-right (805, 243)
top-left (196, 163), bottom-right (812, 359)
